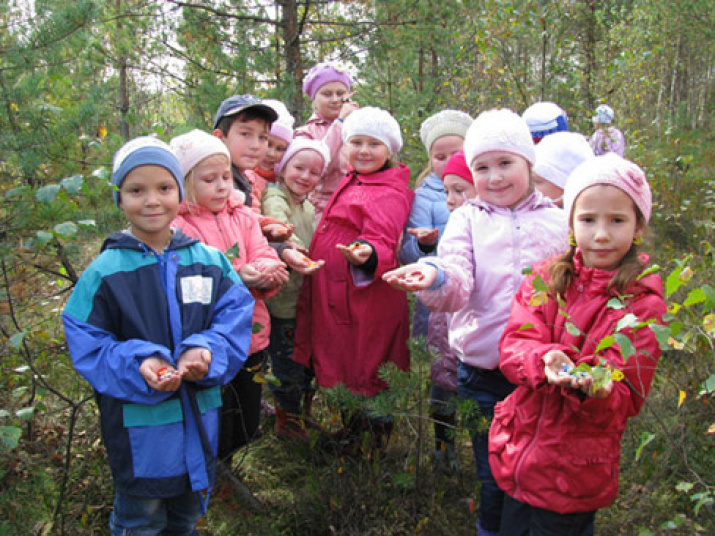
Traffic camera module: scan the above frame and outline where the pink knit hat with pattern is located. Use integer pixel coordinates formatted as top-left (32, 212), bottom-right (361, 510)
top-left (564, 153), bottom-right (652, 223)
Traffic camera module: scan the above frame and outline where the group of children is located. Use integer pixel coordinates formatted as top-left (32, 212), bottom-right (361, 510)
top-left (62, 59), bottom-right (665, 535)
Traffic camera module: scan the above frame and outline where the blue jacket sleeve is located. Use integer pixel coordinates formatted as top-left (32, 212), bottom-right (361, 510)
top-left (62, 313), bottom-right (175, 405)
top-left (178, 281), bottom-right (255, 387)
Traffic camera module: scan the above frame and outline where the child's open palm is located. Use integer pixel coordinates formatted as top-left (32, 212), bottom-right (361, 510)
top-left (336, 242), bottom-right (372, 266)
top-left (382, 263), bottom-right (437, 291)
top-left (282, 247), bottom-right (325, 275)
top-left (240, 261), bottom-right (289, 289)
top-left (543, 350), bottom-right (614, 399)
top-left (177, 347), bottom-right (212, 382)
top-left (407, 227), bottom-right (439, 247)
top-left (140, 356), bottom-right (182, 392)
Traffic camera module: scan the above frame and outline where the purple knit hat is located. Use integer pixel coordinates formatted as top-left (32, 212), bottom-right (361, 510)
top-left (302, 61), bottom-right (352, 99)
top-left (564, 153), bottom-right (652, 223)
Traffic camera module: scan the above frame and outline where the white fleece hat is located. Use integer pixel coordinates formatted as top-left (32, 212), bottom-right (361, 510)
top-left (419, 110), bottom-right (473, 154)
top-left (263, 99), bottom-right (295, 144)
top-left (275, 138), bottom-right (331, 176)
top-left (169, 129), bottom-right (231, 178)
top-left (533, 132), bottom-right (594, 189)
top-left (463, 108), bottom-right (535, 167)
top-left (342, 106), bottom-right (403, 154)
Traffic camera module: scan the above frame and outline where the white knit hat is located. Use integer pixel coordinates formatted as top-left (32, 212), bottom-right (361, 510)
top-left (419, 110), bottom-right (473, 154)
top-left (342, 106), bottom-right (403, 154)
top-left (593, 104), bottom-right (615, 124)
top-left (463, 109), bottom-right (535, 167)
top-left (263, 99), bottom-right (295, 144)
top-left (533, 132), bottom-right (594, 189)
top-left (169, 129), bottom-right (231, 178)
top-left (275, 138), bottom-right (331, 176)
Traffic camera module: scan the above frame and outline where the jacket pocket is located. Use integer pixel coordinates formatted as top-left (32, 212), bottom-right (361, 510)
top-left (124, 399), bottom-right (185, 479)
top-left (122, 386), bottom-right (223, 478)
top-left (553, 437), bottom-right (620, 499)
top-left (327, 278), bottom-right (351, 325)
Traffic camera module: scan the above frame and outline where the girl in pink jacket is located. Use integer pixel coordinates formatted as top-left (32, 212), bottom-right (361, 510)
top-left (492, 154), bottom-right (666, 535)
top-left (293, 107), bottom-right (414, 455)
top-left (170, 130), bottom-right (289, 459)
top-left (384, 109), bottom-right (568, 536)
top-left (295, 61), bottom-right (359, 222)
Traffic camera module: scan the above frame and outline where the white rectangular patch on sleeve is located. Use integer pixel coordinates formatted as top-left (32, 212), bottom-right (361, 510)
top-left (181, 275), bottom-right (213, 305)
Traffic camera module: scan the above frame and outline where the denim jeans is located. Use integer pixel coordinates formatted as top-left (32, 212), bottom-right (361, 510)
top-left (109, 489), bottom-right (201, 535)
top-left (267, 316), bottom-right (313, 414)
top-left (458, 362), bottom-right (515, 534)
top-left (499, 494), bottom-right (595, 536)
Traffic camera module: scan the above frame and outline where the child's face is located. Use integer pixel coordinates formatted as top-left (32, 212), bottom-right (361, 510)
top-left (313, 81), bottom-right (349, 120)
top-left (471, 151), bottom-right (531, 209)
top-left (533, 174), bottom-right (564, 206)
top-left (429, 135), bottom-right (463, 180)
top-left (572, 184), bottom-right (642, 271)
top-left (190, 156), bottom-right (232, 213)
top-left (345, 135), bottom-right (390, 175)
top-left (118, 165), bottom-right (180, 250)
top-left (282, 150), bottom-right (324, 200)
top-left (215, 118), bottom-right (269, 172)
top-left (259, 135), bottom-right (289, 172)
top-left (443, 174), bottom-right (477, 212)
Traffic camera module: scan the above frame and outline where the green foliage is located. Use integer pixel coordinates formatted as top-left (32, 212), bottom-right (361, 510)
top-left (0, 1), bottom-right (713, 534)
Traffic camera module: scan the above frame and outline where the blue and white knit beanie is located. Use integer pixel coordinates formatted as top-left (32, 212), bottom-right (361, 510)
top-left (111, 136), bottom-right (184, 206)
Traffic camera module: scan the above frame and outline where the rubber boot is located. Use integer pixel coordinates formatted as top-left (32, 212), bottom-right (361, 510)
top-left (275, 408), bottom-right (309, 441)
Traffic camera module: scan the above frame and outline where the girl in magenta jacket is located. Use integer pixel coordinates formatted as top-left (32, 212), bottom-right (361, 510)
top-left (295, 61), bottom-right (359, 222)
top-left (170, 130), bottom-right (289, 458)
top-left (492, 154), bottom-right (666, 535)
top-left (293, 107), bottom-right (414, 452)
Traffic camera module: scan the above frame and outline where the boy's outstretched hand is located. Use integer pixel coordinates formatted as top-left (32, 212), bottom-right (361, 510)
top-left (282, 247), bottom-right (325, 275)
top-left (336, 242), bottom-right (372, 266)
top-left (382, 263), bottom-right (437, 291)
top-left (177, 347), bottom-right (212, 382)
top-left (140, 356), bottom-right (182, 392)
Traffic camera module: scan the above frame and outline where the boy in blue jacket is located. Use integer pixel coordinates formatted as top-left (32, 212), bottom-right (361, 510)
top-left (62, 136), bottom-right (254, 535)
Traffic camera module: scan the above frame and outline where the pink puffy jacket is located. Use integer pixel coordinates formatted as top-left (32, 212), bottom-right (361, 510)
top-left (172, 191), bottom-right (281, 354)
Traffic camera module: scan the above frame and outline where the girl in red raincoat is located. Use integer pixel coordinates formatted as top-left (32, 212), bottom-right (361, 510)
top-left (491, 154), bottom-right (667, 535)
top-left (293, 107), bottom-right (414, 454)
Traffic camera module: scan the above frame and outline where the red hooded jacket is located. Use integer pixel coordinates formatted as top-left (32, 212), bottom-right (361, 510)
top-left (293, 164), bottom-right (414, 396)
top-left (490, 252), bottom-right (666, 514)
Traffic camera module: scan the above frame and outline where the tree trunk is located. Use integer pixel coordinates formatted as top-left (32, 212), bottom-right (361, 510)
top-left (117, 0), bottom-right (130, 140)
top-left (278, 0), bottom-right (304, 120)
